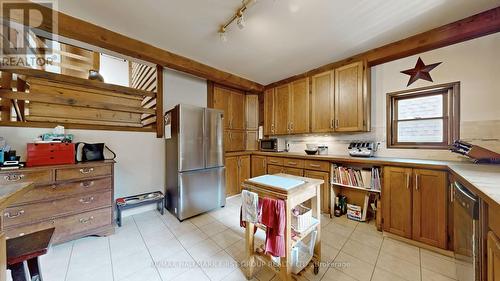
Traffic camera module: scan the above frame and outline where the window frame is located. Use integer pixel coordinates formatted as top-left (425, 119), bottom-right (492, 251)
top-left (386, 82), bottom-right (460, 149)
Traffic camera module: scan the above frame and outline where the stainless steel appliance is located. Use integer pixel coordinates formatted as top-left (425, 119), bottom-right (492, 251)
top-left (453, 181), bottom-right (481, 281)
top-left (348, 141), bottom-right (377, 157)
top-left (165, 104), bottom-right (225, 221)
top-left (259, 138), bottom-right (286, 152)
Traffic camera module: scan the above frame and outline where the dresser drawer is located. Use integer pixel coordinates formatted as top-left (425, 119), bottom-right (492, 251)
top-left (267, 157), bottom-right (284, 166)
top-left (13, 177), bottom-right (112, 205)
top-left (55, 165), bottom-right (112, 181)
top-left (5, 207), bottom-right (113, 243)
top-left (0, 169), bottom-right (53, 186)
top-left (3, 190), bottom-right (112, 228)
top-left (283, 158), bottom-right (304, 168)
top-left (304, 160), bottom-right (330, 172)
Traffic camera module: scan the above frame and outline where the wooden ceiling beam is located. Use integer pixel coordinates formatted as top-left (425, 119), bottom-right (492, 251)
top-left (266, 6), bottom-right (500, 89)
top-left (4, 2), bottom-right (264, 92)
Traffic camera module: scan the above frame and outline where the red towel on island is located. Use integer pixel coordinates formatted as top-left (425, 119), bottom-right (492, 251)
top-left (261, 198), bottom-right (286, 257)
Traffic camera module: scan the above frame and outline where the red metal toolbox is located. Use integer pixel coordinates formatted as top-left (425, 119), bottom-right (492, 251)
top-left (27, 143), bottom-right (75, 167)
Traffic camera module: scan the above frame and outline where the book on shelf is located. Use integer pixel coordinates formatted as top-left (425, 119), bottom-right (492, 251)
top-left (331, 165), bottom-right (381, 191)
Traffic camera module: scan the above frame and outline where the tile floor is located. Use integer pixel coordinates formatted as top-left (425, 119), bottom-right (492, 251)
top-left (18, 196), bottom-right (458, 281)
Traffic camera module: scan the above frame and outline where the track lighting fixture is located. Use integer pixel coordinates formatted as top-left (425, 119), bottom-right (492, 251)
top-left (217, 0), bottom-right (257, 41)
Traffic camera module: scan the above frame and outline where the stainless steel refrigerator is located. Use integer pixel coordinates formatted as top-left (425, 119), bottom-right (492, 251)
top-left (165, 104), bottom-right (225, 221)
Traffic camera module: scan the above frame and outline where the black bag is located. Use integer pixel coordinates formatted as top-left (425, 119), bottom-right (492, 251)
top-left (75, 142), bottom-right (116, 162)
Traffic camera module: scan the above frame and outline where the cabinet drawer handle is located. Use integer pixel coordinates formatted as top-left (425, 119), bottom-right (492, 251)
top-left (79, 168), bottom-right (94, 174)
top-left (406, 173), bottom-right (410, 189)
top-left (4, 209), bottom-right (25, 219)
top-left (269, 160), bottom-right (278, 164)
top-left (288, 162), bottom-right (297, 165)
top-left (4, 174), bottom-right (25, 182)
top-left (415, 174), bottom-right (419, 191)
top-left (309, 164), bottom-right (321, 168)
top-left (79, 196), bottom-right (95, 204)
top-left (80, 181), bottom-right (95, 188)
top-left (79, 216), bottom-right (94, 224)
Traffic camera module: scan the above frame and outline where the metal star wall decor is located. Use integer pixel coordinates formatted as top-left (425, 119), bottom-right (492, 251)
top-left (401, 57), bottom-right (442, 86)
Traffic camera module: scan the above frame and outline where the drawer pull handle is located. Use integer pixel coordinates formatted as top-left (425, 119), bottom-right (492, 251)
top-left (80, 181), bottom-right (95, 188)
top-left (309, 164), bottom-right (321, 168)
top-left (4, 210), bottom-right (25, 219)
top-left (79, 216), bottom-right (94, 224)
top-left (4, 174), bottom-right (25, 182)
top-left (79, 168), bottom-right (94, 174)
top-left (288, 162), bottom-right (297, 165)
top-left (269, 160), bottom-right (278, 164)
top-left (79, 197), bottom-right (95, 204)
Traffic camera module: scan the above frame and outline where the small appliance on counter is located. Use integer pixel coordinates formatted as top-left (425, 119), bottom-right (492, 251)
top-left (260, 138), bottom-right (286, 152)
top-left (348, 141), bottom-right (377, 157)
top-left (318, 145), bottom-right (328, 155)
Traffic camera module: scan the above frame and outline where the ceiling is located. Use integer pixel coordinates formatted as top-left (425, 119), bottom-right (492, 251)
top-left (58, 0), bottom-right (500, 85)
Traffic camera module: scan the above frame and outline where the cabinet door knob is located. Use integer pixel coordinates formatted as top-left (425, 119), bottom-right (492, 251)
top-left (406, 173), bottom-right (410, 189)
top-left (415, 174), bottom-right (419, 191)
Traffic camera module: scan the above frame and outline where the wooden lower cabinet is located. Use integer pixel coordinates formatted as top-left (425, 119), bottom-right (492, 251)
top-left (225, 155), bottom-right (250, 197)
top-left (412, 169), bottom-right (447, 248)
top-left (1, 161), bottom-right (115, 244)
top-left (267, 164), bottom-right (284, 175)
top-left (225, 156), bottom-right (239, 196)
top-left (382, 166), bottom-right (448, 248)
top-left (383, 166), bottom-right (413, 239)
top-left (304, 170), bottom-right (330, 214)
top-left (251, 155), bottom-right (267, 177)
top-left (488, 231), bottom-right (500, 281)
top-left (284, 167), bottom-right (303, 177)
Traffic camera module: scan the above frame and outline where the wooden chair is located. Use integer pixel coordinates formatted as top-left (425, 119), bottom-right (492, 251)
top-left (6, 228), bottom-right (55, 281)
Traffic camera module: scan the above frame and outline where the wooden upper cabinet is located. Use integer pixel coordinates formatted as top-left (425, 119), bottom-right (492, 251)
top-left (212, 85), bottom-right (245, 130)
top-left (213, 87), bottom-right (231, 129)
top-left (382, 166), bottom-right (413, 239)
top-left (311, 71), bottom-right (335, 133)
top-left (245, 95), bottom-right (259, 130)
top-left (412, 169), bottom-right (447, 248)
top-left (264, 88), bottom-right (275, 135)
top-left (229, 131), bottom-right (246, 152)
top-left (289, 78), bottom-right (310, 134)
top-left (334, 61), bottom-right (367, 132)
top-left (275, 84), bottom-right (290, 135)
top-left (231, 91), bottom-right (246, 130)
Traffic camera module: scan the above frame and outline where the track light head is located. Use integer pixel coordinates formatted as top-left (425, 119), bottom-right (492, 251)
top-left (237, 14), bottom-right (246, 30)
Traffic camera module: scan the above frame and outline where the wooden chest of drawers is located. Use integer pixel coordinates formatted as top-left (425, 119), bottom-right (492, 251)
top-left (0, 161), bottom-right (115, 244)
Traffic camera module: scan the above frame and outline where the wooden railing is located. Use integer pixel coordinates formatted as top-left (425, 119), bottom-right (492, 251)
top-left (0, 67), bottom-right (163, 137)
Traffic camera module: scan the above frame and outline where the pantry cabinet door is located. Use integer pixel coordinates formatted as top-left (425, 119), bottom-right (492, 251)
top-left (274, 84), bottom-right (290, 135)
top-left (304, 170), bottom-right (330, 214)
top-left (334, 61), bottom-right (364, 132)
top-left (230, 91), bottom-right (246, 130)
top-left (311, 71), bottom-right (335, 133)
top-left (412, 169), bottom-right (448, 249)
top-left (213, 87), bottom-right (231, 129)
top-left (245, 94), bottom-right (259, 130)
top-left (290, 78), bottom-right (310, 134)
top-left (225, 156), bottom-right (239, 196)
top-left (229, 130), bottom-right (246, 152)
top-left (264, 88), bottom-right (275, 135)
top-left (382, 166), bottom-right (413, 239)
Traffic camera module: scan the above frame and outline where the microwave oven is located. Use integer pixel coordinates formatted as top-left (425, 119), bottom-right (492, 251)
top-left (259, 138), bottom-right (286, 152)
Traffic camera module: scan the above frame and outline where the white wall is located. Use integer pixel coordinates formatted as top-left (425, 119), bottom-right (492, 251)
top-left (283, 32), bottom-right (500, 161)
top-left (0, 67), bottom-right (207, 217)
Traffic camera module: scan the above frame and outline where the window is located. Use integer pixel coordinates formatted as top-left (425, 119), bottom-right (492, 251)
top-left (387, 82), bottom-right (460, 149)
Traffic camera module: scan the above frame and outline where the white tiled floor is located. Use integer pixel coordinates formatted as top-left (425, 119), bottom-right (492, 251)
top-left (26, 196), bottom-right (457, 281)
